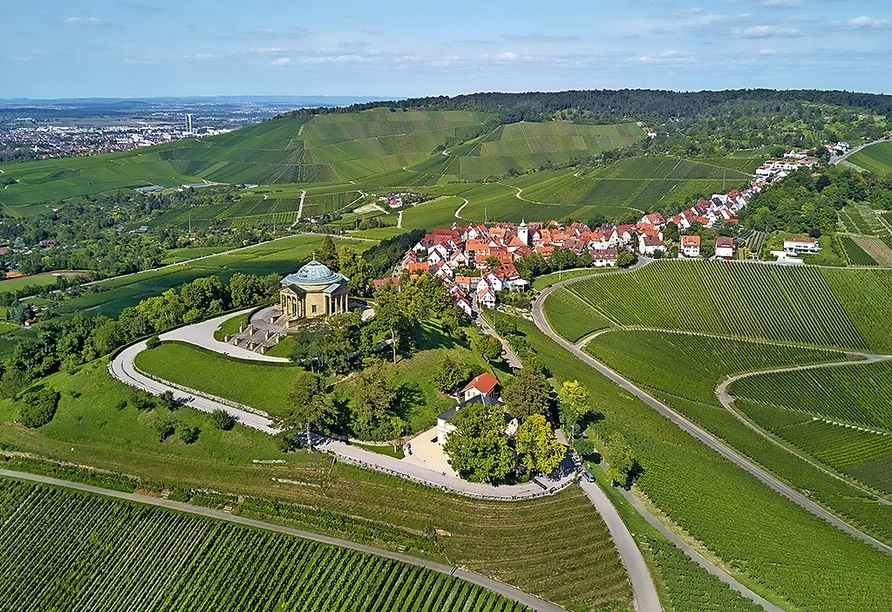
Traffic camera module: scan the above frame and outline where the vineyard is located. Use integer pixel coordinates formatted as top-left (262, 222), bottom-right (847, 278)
top-left (568, 260), bottom-right (866, 349)
top-left (510, 316), bottom-right (892, 612)
top-left (840, 235), bottom-right (879, 266)
top-left (583, 330), bottom-right (844, 406)
top-left (728, 360), bottom-right (892, 494)
top-left (0, 478), bottom-right (531, 612)
top-left (847, 140), bottom-right (892, 176)
top-left (847, 235), bottom-right (892, 267)
top-left (735, 229), bottom-right (765, 254)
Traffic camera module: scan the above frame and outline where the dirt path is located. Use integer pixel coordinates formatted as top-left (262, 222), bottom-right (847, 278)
top-left (454, 198), bottom-right (468, 219)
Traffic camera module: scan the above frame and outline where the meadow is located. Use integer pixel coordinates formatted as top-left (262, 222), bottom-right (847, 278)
top-left (847, 140), bottom-right (892, 176)
top-left (0, 359), bottom-right (633, 612)
top-left (0, 478), bottom-right (531, 612)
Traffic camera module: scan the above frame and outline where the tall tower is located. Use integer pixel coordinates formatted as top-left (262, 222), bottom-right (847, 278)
top-left (185, 113), bottom-right (193, 134)
top-left (518, 219), bottom-right (528, 245)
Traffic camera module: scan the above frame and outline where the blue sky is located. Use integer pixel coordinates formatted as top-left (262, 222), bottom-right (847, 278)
top-left (4, 0), bottom-right (891, 98)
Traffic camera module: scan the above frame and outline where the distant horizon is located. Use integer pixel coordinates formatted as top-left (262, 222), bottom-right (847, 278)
top-left (2, 85), bottom-right (891, 106)
top-left (4, 1), bottom-right (889, 99)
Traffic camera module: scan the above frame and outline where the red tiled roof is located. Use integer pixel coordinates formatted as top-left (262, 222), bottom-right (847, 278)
top-left (462, 372), bottom-right (499, 395)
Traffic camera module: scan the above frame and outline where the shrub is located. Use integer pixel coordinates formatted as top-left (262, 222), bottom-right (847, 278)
top-left (19, 388), bottom-right (61, 428)
top-left (211, 409), bottom-right (235, 430)
top-left (152, 416), bottom-right (175, 442)
top-left (145, 334), bottom-right (161, 349)
top-left (178, 423), bottom-right (200, 444)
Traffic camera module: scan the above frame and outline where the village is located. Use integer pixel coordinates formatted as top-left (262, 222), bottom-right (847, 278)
top-left (378, 152), bottom-right (820, 313)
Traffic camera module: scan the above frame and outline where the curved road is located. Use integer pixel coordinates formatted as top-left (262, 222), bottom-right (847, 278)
top-left (0, 469), bottom-right (563, 612)
top-left (110, 312), bottom-right (579, 502)
top-left (534, 276), bottom-right (892, 557)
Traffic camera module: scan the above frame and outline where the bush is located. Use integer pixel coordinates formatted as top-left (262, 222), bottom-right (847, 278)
top-left (130, 389), bottom-right (156, 411)
top-left (19, 388), bottom-right (61, 428)
top-left (145, 334), bottom-right (161, 349)
top-left (178, 423), bottom-right (200, 444)
top-left (115, 399), bottom-right (128, 411)
top-left (211, 408), bottom-right (235, 430)
top-left (158, 390), bottom-right (178, 411)
top-left (152, 416), bottom-right (175, 442)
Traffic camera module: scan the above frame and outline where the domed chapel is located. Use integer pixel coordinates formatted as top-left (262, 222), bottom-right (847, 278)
top-left (278, 259), bottom-right (349, 322)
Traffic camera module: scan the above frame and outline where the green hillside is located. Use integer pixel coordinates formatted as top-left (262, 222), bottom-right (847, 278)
top-left (847, 140), bottom-right (892, 175)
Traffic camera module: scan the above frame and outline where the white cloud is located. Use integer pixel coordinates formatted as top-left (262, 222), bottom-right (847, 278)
top-left (762, 0), bottom-right (801, 8)
top-left (493, 51), bottom-right (519, 61)
top-left (844, 16), bottom-right (891, 29)
top-left (272, 57), bottom-right (292, 66)
top-left (736, 24), bottom-right (802, 38)
top-left (64, 16), bottom-right (102, 25)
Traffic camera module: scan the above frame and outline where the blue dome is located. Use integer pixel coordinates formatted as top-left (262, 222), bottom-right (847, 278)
top-left (282, 260), bottom-right (347, 287)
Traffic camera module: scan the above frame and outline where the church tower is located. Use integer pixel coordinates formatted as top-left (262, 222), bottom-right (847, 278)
top-left (518, 219), bottom-right (528, 245)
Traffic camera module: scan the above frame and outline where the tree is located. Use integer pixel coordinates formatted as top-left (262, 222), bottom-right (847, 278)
top-left (317, 236), bottom-right (339, 270)
top-left (502, 368), bottom-right (552, 421)
top-left (290, 328), bottom-right (324, 370)
top-left (338, 246), bottom-right (372, 296)
top-left (137, 289), bottom-right (184, 332)
top-left (603, 433), bottom-right (638, 488)
top-left (515, 414), bottom-right (565, 476)
top-left (373, 281), bottom-right (410, 363)
top-left (278, 371), bottom-right (336, 449)
top-left (432, 354), bottom-right (470, 394)
top-left (211, 408), bottom-right (235, 430)
top-left (229, 272), bottom-right (267, 308)
top-left (352, 360), bottom-right (400, 440)
top-left (443, 400), bottom-right (515, 484)
top-left (177, 422), bottom-right (200, 444)
top-left (322, 311), bottom-right (362, 375)
top-left (615, 250), bottom-right (637, 268)
top-left (474, 334), bottom-right (503, 363)
top-left (558, 380), bottom-right (590, 440)
top-left (158, 390), bottom-right (178, 411)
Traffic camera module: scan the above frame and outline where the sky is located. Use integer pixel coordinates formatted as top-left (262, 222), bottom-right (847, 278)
top-left (4, 0), bottom-right (892, 99)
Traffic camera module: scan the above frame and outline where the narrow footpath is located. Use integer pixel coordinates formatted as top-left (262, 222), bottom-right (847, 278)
top-left (0, 469), bottom-right (563, 612)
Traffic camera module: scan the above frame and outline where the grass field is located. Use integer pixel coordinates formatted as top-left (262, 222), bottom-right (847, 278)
top-left (0, 360), bottom-right (634, 612)
top-left (568, 261), bottom-right (873, 350)
top-left (542, 289), bottom-right (613, 342)
top-left (136, 322), bottom-right (485, 436)
top-left (53, 234), bottom-right (373, 319)
top-left (847, 140), bottom-right (892, 176)
top-left (0, 478), bottom-right (531, 612)
top-left (508, 316), bottom-right (892, 612)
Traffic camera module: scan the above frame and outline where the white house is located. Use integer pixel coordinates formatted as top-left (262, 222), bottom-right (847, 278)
top-left (784, 237), bottom-right (820, 255)
top-left (638, 234), bottom-right (666, 256)
top-left (715, 236), bottom-right (735, 259)
top-left (681, 235), bottom-right (701, 258)
top-left (591, 247), bottom-right (619, 267)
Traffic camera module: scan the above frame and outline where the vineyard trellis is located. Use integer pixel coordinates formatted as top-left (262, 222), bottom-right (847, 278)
top-left (0, 479), bottom-right (530, 612)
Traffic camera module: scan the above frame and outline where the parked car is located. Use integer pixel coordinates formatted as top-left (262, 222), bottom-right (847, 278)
top-left (582, 471), bottom-right (595, 483)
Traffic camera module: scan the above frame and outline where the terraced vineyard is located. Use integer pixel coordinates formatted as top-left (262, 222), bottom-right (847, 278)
top-left (568, 261), bottom-right (868, 349)
top-left (847, 235), bottom-right (892, 267)
top-left (512, 316), bottom-right (892, 612)
top-left (729, 360), bottom-right (892, 494)
top-left (0, 478), bottom-right (528, 612)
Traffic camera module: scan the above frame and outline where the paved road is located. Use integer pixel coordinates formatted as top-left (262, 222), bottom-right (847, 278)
top-left (533, 275), bottom-right (892, 557)
top-left (830, 137), bottom-right (889, 167)
top-left (109, 323), bottom-right (579, 501)
top-left (578, 480), bottom-right (660, 612)
top-left (0, 469), bottom-right (564, 612)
